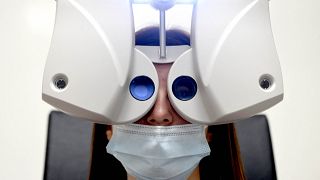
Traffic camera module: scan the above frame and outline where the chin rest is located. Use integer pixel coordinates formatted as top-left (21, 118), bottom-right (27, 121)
top-left (44, 111), bottom-right (277, 180)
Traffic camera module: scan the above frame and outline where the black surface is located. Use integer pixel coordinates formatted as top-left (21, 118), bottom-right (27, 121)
top-left (89, 124), bottom-right (127, 180)
top-left (235, 115), bottom-right (277, 180)
top-left (43, 112), bottom-right (93, 180)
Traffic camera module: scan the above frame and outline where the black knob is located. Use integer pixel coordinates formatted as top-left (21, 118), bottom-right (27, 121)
top-left (55, 78), bottom-right (67, 89)
top-left (260, 78), bottom-right (271, 90)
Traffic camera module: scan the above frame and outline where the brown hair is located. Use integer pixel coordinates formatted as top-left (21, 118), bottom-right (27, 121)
top-left (200, 124), bottom-right (246, 180)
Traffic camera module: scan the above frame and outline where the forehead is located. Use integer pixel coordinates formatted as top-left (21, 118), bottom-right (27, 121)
top-left (154, 63), bottom-right (172, 78)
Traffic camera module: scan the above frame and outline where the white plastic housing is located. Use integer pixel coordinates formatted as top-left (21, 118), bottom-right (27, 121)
top-left (43, 0), bottom-right (283, 125)
top-left (168, 0), bottom-right (284, 124)
top-left (42, 0), bottom-right (158, 124)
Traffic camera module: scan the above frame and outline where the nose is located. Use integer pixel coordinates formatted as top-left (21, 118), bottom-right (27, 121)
top-left (146, 91), bottom-right (173, 126)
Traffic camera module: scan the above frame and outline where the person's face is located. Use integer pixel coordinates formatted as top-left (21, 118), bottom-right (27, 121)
top-left (106, 63), bottom-right (191, 139)
top-left (134, 63), bottom-right (190, 126)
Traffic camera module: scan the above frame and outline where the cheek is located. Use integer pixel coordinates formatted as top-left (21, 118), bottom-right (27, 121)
top-left (206, 131), bottom-right (212, 143)
top-left (170, 109), bottom-right (191, 125)
top-left (166, 94), bottom-right (191, 125)
top-left (106, 126), bottom-right (113, 140)
top-left (106, 130), bottom-right (113, 140)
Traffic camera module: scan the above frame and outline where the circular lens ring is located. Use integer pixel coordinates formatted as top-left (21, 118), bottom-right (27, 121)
top-left (130, 76), bottom-right (155, 101)
top-left (172, 76), bottom-right (197, 101)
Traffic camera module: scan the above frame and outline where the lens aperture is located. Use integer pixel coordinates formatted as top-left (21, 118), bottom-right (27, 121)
top-left (172, 76), bottom-right (197, 101)
top-left (130, 76), bottom-right (155, 101)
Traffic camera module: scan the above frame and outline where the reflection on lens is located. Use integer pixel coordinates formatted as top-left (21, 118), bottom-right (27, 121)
top-left (172, 76), bottom-right (197, 101)
top-left (130, 76), bottom-right (155, 101)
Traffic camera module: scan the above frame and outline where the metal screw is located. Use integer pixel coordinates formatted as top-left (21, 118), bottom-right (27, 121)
top-left (260, 78), bottom-right (271, 90)
top-left (55, 78), bottom-right (67, 89)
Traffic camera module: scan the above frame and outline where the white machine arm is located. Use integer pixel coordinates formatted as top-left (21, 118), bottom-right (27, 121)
top-left (168, 0), bottom-right (283, 124)
top-left (43, 0), bottom-right (158, 124)
top-left (43, 0), bottom-right (283, 125)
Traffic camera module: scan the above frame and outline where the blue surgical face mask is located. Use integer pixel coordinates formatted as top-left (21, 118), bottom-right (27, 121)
top-left (106, 124), bottom-right (211, 180)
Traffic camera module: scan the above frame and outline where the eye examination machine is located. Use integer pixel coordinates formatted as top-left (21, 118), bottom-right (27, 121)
top-left (42, 0), bottom-right (283, 125)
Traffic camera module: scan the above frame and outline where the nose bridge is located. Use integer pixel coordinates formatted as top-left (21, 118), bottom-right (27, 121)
top-left (147, 86), bottom-right (173, 126)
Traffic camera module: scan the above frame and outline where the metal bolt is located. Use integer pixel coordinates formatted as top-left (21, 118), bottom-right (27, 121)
top-left (55, 78), bottom-right (67, 89)
top-left (260, 78), bottom-right (271, 90)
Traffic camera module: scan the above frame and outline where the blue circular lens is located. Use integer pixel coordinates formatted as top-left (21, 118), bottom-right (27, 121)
top-left (172, 76), bottom-right (197, 101)
top-left (130, 76), bottom-right (155, 101)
